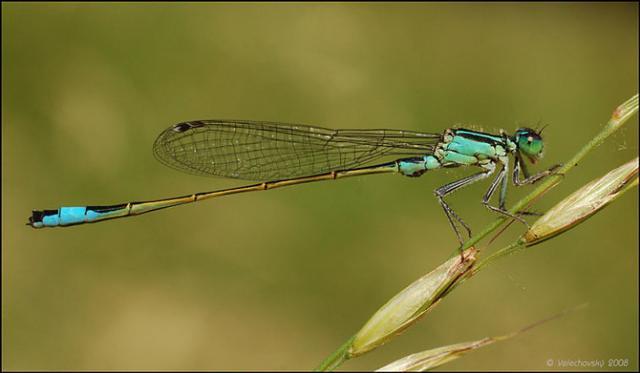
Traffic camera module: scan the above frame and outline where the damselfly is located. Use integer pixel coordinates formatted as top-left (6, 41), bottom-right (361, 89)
top-left (28, 120), bottom-right (559, 244)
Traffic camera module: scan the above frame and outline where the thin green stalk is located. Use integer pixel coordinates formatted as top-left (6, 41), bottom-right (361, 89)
top-left (443, 241), bottom-right (524, 297)
top-left (471, 241), bottom-right (524, 276)
top-left (315, 336), bottom-right (354, 372)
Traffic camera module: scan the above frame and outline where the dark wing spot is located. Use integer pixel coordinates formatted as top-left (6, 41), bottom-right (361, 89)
top-left (172, 121), bottom-right (204, 132)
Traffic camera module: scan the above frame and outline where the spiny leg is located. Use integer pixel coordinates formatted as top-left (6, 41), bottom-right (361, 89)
top-left (435, 169), bottom-right (494, 257)
top-left (513, 155), bottom-right (563, 186)
top-left (511, 156), bottom-right (563, 215)
top-left (438, 197), bottom-right (470, 245)
top-left (481, 160), bottom-right (529, 228)
top-left (437, 197), bottom-right (470, 262)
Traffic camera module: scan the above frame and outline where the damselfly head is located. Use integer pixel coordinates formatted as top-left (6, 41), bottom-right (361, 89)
top-left (514, 127), bottom-right (544, 163)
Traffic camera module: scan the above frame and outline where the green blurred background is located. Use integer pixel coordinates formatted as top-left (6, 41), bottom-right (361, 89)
top-left (2, 3), bottom-right (638, 371)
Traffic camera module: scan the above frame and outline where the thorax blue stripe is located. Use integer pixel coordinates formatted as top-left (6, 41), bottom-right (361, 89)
top-left (452, 129), bottom-right (506, 146)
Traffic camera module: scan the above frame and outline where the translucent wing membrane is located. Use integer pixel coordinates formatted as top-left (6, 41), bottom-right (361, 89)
top-left (153, 120), bottom-right (442, 181)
